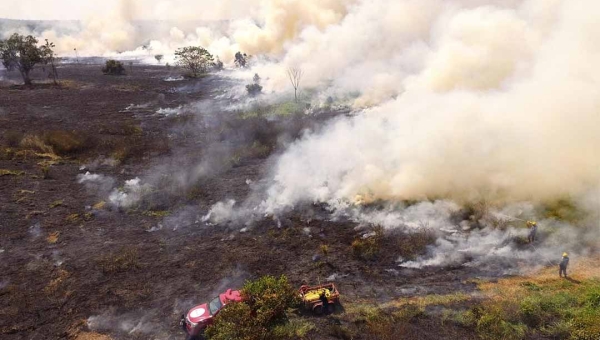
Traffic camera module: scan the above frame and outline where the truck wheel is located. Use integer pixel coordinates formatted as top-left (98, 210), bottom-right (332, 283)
top-left (327, 303), bottom-right (336, 314)
top-left (313, 304), bottom-right (324, 315)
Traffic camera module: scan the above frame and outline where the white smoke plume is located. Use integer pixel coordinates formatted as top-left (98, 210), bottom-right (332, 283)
top-left (255, 0), bottom-right (600, 212)
top-left (108, 177), bottom-right (150, 208)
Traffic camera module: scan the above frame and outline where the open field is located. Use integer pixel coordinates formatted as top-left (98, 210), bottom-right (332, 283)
top-left (1, 63), bottom-right (598, 340)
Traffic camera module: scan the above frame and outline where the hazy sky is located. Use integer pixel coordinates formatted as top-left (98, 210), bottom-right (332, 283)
top-left (0, 0), bottom-right (258, 21)
top-left (0, 1), bottom-right (111, 20)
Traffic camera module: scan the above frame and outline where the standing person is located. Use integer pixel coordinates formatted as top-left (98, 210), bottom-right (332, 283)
top-left (527, 221), bottom-right (538, 243)
top-left (559, 252), bottom-right (569, 278)
top-left (319, 290), bottom-right (330, 315)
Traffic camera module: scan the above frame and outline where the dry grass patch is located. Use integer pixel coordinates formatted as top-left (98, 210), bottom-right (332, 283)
top-left (46, 231), bottom-right (60, 244)
top-left (142, 210), bottom-right (170, 218)
top-left (20, 134), bottom-right (54, 154)
top-left (0, 169), bottom-right (24, 177)
top-left (92, 201), bottom-right (106, 210)
top-left (44, 268), bottom-right (70, 295)
top-left (50, 200), bottom-right (64, 208)
top-left (65, 213), bottom-right (80, 224)
top-left (44, 130), bottom-right (92, 155)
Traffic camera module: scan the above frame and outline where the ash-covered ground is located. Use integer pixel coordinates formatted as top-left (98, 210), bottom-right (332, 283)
top-left (0, 63), bottom-right (597, 340)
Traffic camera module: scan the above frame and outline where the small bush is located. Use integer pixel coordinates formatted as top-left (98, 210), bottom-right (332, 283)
top-left (102, 59), bottom-right (126, 75)
top-left (43, 130), bottom-right (90, 155)
top-left (246, 83), bottom-right (263, 96)
top-left (352, 229), bottom-right (383, 261)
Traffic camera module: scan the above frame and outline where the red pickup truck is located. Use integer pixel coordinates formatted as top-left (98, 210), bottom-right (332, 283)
top-left (180, 288), bottom-right (243, 339)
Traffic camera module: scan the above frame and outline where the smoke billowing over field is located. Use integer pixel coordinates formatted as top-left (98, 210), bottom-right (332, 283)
top-left (1, 1), bottom-right (599, 339)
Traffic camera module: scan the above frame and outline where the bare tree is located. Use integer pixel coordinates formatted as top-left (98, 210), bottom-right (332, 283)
top-left (287, 67), bottom-right (303, 102)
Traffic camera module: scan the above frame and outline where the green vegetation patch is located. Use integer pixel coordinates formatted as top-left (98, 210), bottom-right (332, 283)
top-left (205, 275), bottom-right (300, 340)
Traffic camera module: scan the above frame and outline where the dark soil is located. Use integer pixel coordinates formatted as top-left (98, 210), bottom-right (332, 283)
top-left (0, 62), bottom-right (480, 339)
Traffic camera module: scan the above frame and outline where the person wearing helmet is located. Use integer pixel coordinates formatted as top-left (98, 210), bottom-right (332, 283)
top-left (527, 221), bottom-right (538, 243)
top-left (559, 252), bottom-right (569, 278)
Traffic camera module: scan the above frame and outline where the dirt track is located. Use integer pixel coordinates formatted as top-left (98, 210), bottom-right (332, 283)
top-left (0, 63), bottom-right (480, 339)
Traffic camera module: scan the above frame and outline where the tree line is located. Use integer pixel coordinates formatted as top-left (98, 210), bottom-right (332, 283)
top-left (1, 33), bottom-right (302, 99)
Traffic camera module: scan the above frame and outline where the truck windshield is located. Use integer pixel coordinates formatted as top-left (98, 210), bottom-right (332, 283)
top-left (208, 296), bottom-right (223, 315)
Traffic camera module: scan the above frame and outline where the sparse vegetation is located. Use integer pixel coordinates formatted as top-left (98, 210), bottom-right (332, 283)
top-left (102, 59), bottom-right (126, 75)
top-left (97, 248), bottom-right (140, 274)
top-left (351, 228), bottom-right (383, 261)
top-left (175, 46), bottom-right (214, 77)
top-left (142, 210), bottom-right (170, 217)
top-left (0, 169), bottom-right (24, 177)
top-left (49, 200), bottom-right (64, 208)
top-left (445, 273), bottom-right (600, 339)
top-left (65, 213), bottom-right (80, 224)
top-left (154, 54), bottom-right (163, 64)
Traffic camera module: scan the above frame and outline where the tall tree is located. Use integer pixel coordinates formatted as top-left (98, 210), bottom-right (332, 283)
top-left (234, 51), bottom-right (248, 68)
top-left (0, 33), bottom-right (52, 85)
top-left (175, 46), bottom-right (214, 77)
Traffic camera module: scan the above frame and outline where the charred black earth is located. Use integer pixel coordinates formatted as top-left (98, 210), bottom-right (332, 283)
top-left (1, 62), bottom-right (516, 340)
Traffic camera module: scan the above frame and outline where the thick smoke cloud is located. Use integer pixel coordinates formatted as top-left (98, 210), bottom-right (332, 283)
top-left (1, 0), bottom-right (352, 62)
top-left (8, 1), bottom-right (598, 262)
top-left (5, 0), bottom-right (594, 211)
top-left (256, 0), bottom-right (600, 212)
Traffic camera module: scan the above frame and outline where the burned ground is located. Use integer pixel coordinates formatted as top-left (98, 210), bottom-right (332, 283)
top-left (0, 63), bottom-right (595, 340)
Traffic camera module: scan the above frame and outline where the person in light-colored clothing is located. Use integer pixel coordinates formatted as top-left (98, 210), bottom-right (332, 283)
top-left (559, 253), bottom-right (569, 278)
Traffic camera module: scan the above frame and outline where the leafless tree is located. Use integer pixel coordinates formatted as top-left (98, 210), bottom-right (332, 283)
top-left (287, 67), bottom-right (303, 102)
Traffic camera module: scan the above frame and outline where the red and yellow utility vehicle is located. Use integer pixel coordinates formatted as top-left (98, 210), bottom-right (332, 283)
top-left (299, 282), bottom-right (340, 315)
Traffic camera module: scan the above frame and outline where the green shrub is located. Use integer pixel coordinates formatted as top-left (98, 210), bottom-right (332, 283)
top-left (242, 275), bottom-right (299, 325)
top-left (246, 83), bottom-right (263, 96)
top-left (206, 275), bottom-right (300, 340)
top-left (102, 59), bottom-right (126, 75)
top-left (205, 302), bottom-right (265, 340)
